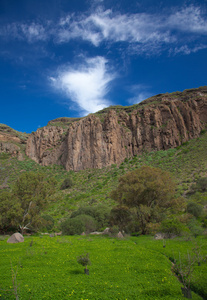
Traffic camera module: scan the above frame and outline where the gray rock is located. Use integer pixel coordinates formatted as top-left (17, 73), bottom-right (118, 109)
top-left (102, 227), bottom-right (110, 235)
top-left (7, 233), bottom-right (24, 243)
top-left (117, 231), bottom-right (124, 238)
top-left (154, 233), bottom-right (166, 240)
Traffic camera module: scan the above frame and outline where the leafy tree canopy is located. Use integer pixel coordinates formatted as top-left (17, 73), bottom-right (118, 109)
top-left (110, 166), bottom-right (183, 234)
top-left (0, 172), bottom-right (56, 233)
top-left (111, 166), bottom-right (176, 209)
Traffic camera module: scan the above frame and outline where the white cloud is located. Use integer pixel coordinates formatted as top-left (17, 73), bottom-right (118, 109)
top-left (51, 56), bottom-right (115, 114)
top-left (1, 5), bottom-right (206, 54)
top-left (168, 6), bottom-right (207, 34)
top-left (55, 5), bottom-right (207, 51)
top-left (127, 85), bottom-right (152, 104)
top-left (0, 22), bottom-right (47, 42)
top-left (170, 44), bottom-right (207, 55)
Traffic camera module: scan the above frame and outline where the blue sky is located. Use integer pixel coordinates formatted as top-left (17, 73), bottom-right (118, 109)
top-left (0, 0), bottom-right (207, 133)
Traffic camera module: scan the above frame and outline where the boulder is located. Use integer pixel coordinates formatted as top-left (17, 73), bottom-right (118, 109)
top-left (7, 233), bottom-right (24, 243)
top-left (102, 227), bottom-right (110, 235)
top-left (154, 233), bottom-right (166, 240)
top-left (117, 231), bottom-right (124, 238)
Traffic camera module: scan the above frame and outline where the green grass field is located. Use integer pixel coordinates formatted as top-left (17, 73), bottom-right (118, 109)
top-left (0, 235), bottom-right (206, 299)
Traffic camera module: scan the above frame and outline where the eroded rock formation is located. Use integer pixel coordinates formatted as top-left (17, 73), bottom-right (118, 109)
top-left (26, 87), bottom-right (207, 171)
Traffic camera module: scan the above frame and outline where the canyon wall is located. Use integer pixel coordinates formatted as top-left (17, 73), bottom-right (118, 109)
top-left (26, 88), bottom-right (207, 171)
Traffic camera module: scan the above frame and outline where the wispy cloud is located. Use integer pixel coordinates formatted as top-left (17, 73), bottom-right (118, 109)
top-left (50, 56), bottom-right (115, 114)
top-left (1, 5), bottom-right (206, 55)
top-left (127, 85), bottom-right (153, 104)
top-left (0, 22), bottom-right (47, 43)
top-left (167, 6), bottom-right (207, 34)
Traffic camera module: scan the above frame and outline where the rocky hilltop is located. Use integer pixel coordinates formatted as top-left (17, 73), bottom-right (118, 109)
top-left (25, 87), bottom-right (207, 171)
top-left (0, 124), bottom-right (28, 161)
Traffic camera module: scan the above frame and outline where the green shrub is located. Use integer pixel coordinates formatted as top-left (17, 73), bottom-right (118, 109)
top-left (73, 214), bottom-right (97, 234)
top-left (186, 202), bottom-right (203, 218)
top-left (41, 215), bottom-right (54, 231)
top-left (60, 177), bottom-right (73, 190)
top-left (160, 217), bottom-right (188, 237)
top-left (70, 205), bottom-right (110, 230)
top-left (187, 218), bottom-right (204, 237)
top-left (61, 217), bottom-right (85, 235)
top-left (77, 253), bottom-right (91, 268)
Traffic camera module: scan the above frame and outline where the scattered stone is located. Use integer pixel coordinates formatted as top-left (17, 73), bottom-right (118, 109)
top-left (7, 233), bottom-right (24, 243)
top-left (117, 231), bottom-right (124, 238)
top-left (102, 227), bottom-right (110, 235)
top-left (154, 233), bottom-right (166, 240)
top-left (81, 232), bottom-right (86, 236)
top-left (50, 234), bottom-right (55, 237)
top-left (55, 231), bottom-right (62, 236)
top-left (90, 231), bottom-right (102, 235)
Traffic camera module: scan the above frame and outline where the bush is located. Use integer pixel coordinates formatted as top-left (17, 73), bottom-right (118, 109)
top-left (160, 217), bottom-right (188, 237)
top-left (60, 177), bottom-right (73, 190)
top-left (191, 177), bottom-right (207, 193)
top-left (73, 214), bottom-right (97, 234)
top-left (77, 253), bottom-right (91, 267)
top-left (186, 202), bottom-right (203, 218)
top-left (187, 218), bottom-right (204, 237)
top-left (41, 215), bottom-right (54, 231)
top-left (70, 205), bottom-right (110, 230)
top-left (61, 217), bottom-right (85, 235)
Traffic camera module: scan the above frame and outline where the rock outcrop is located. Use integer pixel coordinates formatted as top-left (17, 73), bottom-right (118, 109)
top-left (0, 124), bottom-right (28, 160)
top-left (7, 232), bottom-right (24, 243)
top-left (26, 87), bottom-right (207, 171)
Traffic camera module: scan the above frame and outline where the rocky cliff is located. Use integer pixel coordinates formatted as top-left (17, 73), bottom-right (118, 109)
top-left (0, 124), bottom-right (28, 160)
top-left (26, 87), bottom-right (207, 171)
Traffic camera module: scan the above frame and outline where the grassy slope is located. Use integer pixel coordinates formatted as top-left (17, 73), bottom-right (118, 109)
top-left (0, 235), bottom-right (206, 300)
top-left (0, 131), bottom-right (207, 223)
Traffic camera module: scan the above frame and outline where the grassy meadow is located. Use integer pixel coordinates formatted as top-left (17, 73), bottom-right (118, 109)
top-left (0, 235), bottom-right (207, 300)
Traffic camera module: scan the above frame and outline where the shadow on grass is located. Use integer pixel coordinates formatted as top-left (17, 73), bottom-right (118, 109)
top-left (69, 269), bottom-right (83, 275)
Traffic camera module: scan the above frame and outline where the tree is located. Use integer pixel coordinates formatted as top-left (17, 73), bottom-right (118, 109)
top-left (60, 177), bottom-right (73, 190)
top-left (186, 202), bottom-right (203, 218)
top-left (0, 191), bottom-right (21, 233)
top-left (0, 172), bottom-right (56, 234)
top-left (109, 206), bottom-right (132, 231)
top-left (110, 166), bottom-right (180, 234)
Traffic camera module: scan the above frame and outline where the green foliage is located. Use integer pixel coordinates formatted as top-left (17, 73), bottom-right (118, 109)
top-left (187, 219), bottom-right (204, 238)
top-left (70, 205), bottom-right (110, 230)
top-left (77, 253), bottom-right (91, 268)
top-left (111, 166), bottom-right (176, 208)
top-left (41, 215), bottom-right (55, 231)
top-left (187, 202), bottom-right (203, 218)
top-left (194, 177), bottom-right (207, 193)
top-left (0, 191), bottom-right (21, 232)
top-left (160, 217), bottom-right (188, 237)
top-left (110, 166), bottom-right (178, 234)
top-left (60, 217), bottom-right (85, 235)
top-left (0, 172), bottom-right (56, 233)
top-left (72, 214), bottom-right (97, 234)
top-left (60, 177), bottom-right (73, 190)
top-left (109, 206), bottom-right (132, 231)
top-left (0, 235), bottom-right (206, 299)
top-left (0, 153), bottom-right (11, 160)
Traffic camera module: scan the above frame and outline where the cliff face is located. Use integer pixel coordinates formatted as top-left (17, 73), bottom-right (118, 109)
top-left (0, 124), bottom-right (28, 160)
top-left (26, 87), bottom-right (207, 171)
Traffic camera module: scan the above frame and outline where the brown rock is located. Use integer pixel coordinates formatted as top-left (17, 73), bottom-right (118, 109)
top-left (7, 233), bottom-right (24, 243)
top-left (25, 88), bottom-right (207, 171)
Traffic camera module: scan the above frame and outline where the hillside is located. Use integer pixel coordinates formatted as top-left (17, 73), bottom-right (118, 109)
top-left (25, 86), bottom-right (207, 171)
top-left (0, 126), bottom-right (207, 224)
